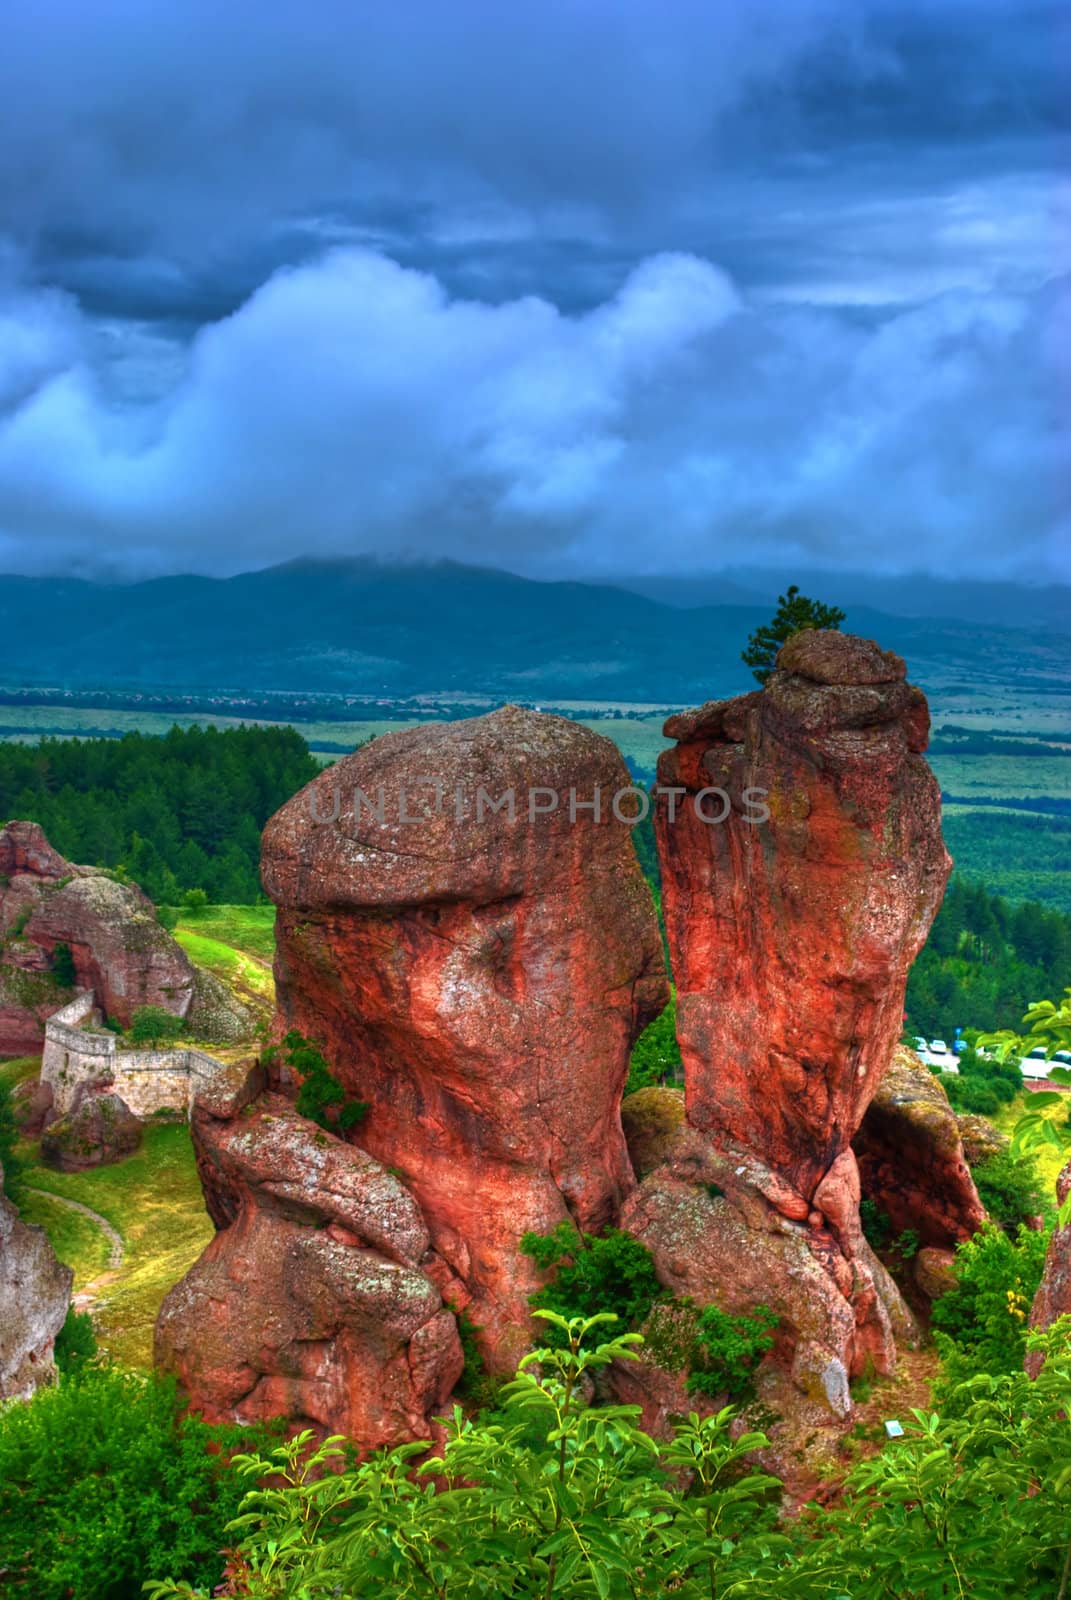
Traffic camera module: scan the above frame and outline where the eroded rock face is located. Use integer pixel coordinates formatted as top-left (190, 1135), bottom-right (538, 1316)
top-left (636, 632), bottom-right (948, 1409)
top-left (261, 706), bottom-right (667, 1367)
top-left (956, 1114), bottom-right (1009, 1169)
top-left (656, 631), bottom-right (950, 1199)
top-left (155, 1092), bottom-right (463, 1444)
top-left (1026, 1161), bottom-right (1071, 1378)
top-left (0, 1159), bottom-right (72, 1400)
top-left (620, 1088), bottom-right (915, 1417)
top-left (853, 1048), bottom-right (987, 1252)
top-left (40, 1089), bottom-right (143, 1172)
top-left (0, 821), bottom-right (197, 1032)
top-left (11, 1075), bottom-right (53, 1135)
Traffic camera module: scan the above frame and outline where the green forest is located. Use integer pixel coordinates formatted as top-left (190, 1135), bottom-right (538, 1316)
top-left (906, 876), bottom-right (1071, 1039)
top-left (0, 726), bottom-right (319, 904)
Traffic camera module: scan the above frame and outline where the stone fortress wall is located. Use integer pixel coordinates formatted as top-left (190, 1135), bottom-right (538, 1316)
top-left (41, 990), bottom-right (225, 1118)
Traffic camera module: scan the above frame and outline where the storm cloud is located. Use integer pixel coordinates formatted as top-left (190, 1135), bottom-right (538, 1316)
top-left (0, 0), bottom-right (1067, 579)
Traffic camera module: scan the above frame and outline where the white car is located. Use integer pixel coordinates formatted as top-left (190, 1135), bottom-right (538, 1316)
top-left (929, 1039), bottom-right (949, 1056)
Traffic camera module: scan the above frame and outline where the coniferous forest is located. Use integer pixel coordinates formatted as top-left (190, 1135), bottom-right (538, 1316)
top-left (0, 727), bottom-right (319, 905)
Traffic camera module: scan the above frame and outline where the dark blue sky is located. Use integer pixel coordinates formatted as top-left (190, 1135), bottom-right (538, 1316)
top-left (0, 0), bottom-right (1067, 581)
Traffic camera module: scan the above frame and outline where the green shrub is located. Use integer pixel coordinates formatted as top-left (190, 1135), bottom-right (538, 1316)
top-left (156, 905), bottom-right (180, 932)
top-left (50, 940), bottom-right (77, 987)
top-left (127, 1005), bottom-right (186, 1047)
top-left (279, 1030), bottom-right (369, 1132)
top-left (972, 1148), bottom-right (1048, 1229)
top-left (944, 1076), bottom-right (1001, 1115)
top-left (181, 887), bottom-right (209, 913)
top-left (520, 1221), bottom-right (663, 1339)
top-left (53, 1305), bottom-right (97, 1376)
top-left (146, 1312), bottom-right (786, 1600)
top-left (790, 1320), bottom-right (1071, 1598)
top-left (859, 1200), bottom-right (921, 1263)
top-left (626, 998), bottom-right (682, 1093)
top-left (931, 1220), bottom-right (1051, 1386)
top-left (860, 1197), bottom-right (892, 1252)
top-left (0, 1365), bottom-right (271, 1599)
top-left (143, 1316), bottom-right (1071, 1600)
top-left (448, 1302), bottom-right (500, 1410)
top-left (686, 1302), bottom-right (779, 1401)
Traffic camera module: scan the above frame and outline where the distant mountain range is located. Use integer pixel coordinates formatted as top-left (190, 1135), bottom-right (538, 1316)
top-left (1, 558), bottom-right (1067, 703)
top-left (616, 569), bottom-right (1071, 634)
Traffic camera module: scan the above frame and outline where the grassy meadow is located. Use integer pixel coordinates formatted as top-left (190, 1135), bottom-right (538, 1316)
top-left (174, 903), bottom-right (276, 1007)
top-left (17, 1123), bottom-right (212, 1368)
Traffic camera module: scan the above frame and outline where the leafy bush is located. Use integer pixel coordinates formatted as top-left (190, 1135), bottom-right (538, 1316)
top-left (127, 1005), bottom-right (186, 1047)
top-left (181, 887), bottom-right (209, 913)
top-left (859, 1196), bottom-right (892, 1251)
top-left (156, 905), bottom-right (180, 932)
top-left (144, 1315), bottom-right (1071, 1600)
top-left (0, 1078), bottom-right (23, 1197)
top-left (972, 1148), bottom-right (1048, 1229)
top-left (789, 1320), bottom-right (1071, 1599)
top-left (50, 940), bottom-right (77, 987)
top-left (859, 1200), bottom-right (920, 1263)
top-left (943, 1076), bottom-right (1001, 1115)
top-left (277, 1030), bottom-right (369, 1133)
top-left (520, 1221), bottom-right (663, 1338)
top-left (53, 1305), bottom-right (98, 1376)
top-left (0, 1365), bottom-right (271, 1599)
top-left (146, 1312), bottom-right (787, 1600)
top-left (626, 998), bottom-right (682, 1093)
top-left (686, 1302), bottom-right (778, 1401)
top-left (447, 1302), bottom-right (499, 1410)
top-left (931, 1220), bottom-right (1051, 1385)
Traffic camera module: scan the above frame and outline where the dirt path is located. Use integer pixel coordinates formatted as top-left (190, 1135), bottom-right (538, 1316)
top-left (25, 1187), bottom-right (125, 1310)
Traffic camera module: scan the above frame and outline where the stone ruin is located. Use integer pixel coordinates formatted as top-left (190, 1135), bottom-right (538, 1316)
top-left (157, 633), bottom-right (1004, 1456)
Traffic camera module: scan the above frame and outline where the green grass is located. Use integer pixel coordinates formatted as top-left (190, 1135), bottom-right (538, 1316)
top-left (21, 1123), bottom-right (212, 1369)
top-left (0, 1055), bottom-right (42, 1090)
top-left (176, 928), bottom-right (274, 1004)
top-left (16, 1188), bottom-right (112, 1288)
top-left (175, 903), bottom-right (276, 962)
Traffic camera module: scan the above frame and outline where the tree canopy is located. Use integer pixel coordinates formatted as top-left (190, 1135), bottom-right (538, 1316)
top-left (741, 584), bottom-right (846, 685)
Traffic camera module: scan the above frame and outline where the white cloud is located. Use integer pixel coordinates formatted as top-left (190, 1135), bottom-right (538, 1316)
top-left (0, 245), bottom-right (1066, 580)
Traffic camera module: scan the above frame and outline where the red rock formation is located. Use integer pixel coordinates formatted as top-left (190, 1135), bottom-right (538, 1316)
top-left (260, 706), bottom-right (667, 1368)
top-left (0, 1158), bottom-right (72, 1400)
top-left (155, 1081), bottom-right (463, 1444)
top-left (621, 1088), bottom-right (915, 1416)
top-left (630, 632), bottom-right (948, 1410)
top-left (11, 1076), bottom-right (53, 1135)
top-left (1026, 1160), bottom-right (1071, 1377)
top-left (0, 820), bottom-right (71, 880)
top-left (656, 631), bottom-right (950, 1200)
top-left (853, 1046), bottom-right (986, 1252)
top-left (0, 821), bottom-right (197, 1035)
top-left (41, 1089), bottom-right (144, 1171)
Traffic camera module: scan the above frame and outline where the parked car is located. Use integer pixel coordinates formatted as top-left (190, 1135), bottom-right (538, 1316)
top-left (929, 1039), bottom-right (949, 1055)
top-left (1027, 1046), bottom-right (1048, 1060)
top-left (912, 1036), bottom-right (928, 1053)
